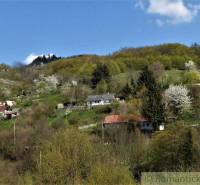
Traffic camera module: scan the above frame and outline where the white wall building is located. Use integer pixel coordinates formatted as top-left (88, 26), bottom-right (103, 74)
top-left (86, 94), bottom-right (115, 107)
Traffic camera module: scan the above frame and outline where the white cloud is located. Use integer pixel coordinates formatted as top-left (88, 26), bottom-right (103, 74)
top-left (148, 0), bottom-right (193, 24)
top-left (134, 0), bottom-right (200, 25)
top-left (24, 53), bottom-right (39, 65)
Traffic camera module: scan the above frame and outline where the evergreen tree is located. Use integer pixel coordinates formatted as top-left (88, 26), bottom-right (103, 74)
top-left (130, 78), bottom-right (137, 97)
top-left (121, 83), bottom-right (132, 99)
top-left (91, 64), bottom-right (110, 88)
top-left (139, 66), bottom-right (165, 130)
top-left (137, 66), bottom-right (156, 90)
top-left (96, 80), bottom-right (108, 94)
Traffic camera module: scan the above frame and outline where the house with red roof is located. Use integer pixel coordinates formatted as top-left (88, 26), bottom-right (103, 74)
top-left (102, 114), bottom-right (155, 133)
top-left (101, 114), bottom-right (166, 143)
top-left (102, 115), bottom-right (132, 142)
top-left (103, 115), bottom-right (129, 126)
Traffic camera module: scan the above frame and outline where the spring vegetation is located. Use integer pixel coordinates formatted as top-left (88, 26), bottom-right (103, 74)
top-left (0, 43), bottom-right (200, 184)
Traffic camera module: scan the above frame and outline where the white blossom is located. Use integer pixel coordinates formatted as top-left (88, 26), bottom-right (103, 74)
top-left (185, 60), bottom-right (196, 71)
top-left (165, 85), bottom-right (192, 113)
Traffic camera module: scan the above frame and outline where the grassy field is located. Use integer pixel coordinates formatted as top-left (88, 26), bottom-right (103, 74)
top-left (66, 108), bottom-right (106, 126)
top-left (0, 119), bottom-right (15, 130)
top-left (162, 70), bottom-right (184, 84)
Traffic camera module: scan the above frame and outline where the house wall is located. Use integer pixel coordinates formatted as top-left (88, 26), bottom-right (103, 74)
top-left (87, 100), bottom-right (112, 107)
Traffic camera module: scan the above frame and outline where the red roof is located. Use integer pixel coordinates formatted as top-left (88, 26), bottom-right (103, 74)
top-left (129, 115), bottom-right (148, 122)
top-left (103, 115), bottom-right (129, 124)
top-left (0, 105), bottom-right (6, 112)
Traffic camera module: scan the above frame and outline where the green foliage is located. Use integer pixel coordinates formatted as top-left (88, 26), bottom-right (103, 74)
top-left (183, 71), bottom-right (200, 84)
top-left (121, 83), bottom-right (132, 99)
top-left (96, 80), bottom-right (108, 94)
top-left (139, 67), bottom-right (165, 130)
top-left (1, 43), bottom-right (200, 184)
top-left (161, 70), bottom-right (184, 85)
top-left (141, 125), bottom-right (199, 171)
top-left (67, 109), bottom-right (104, 126)
top-left (120, 78), bottom-right (137, 99)
top-left (94, 105), bottom-right (112, 114)
top-left (91, 64), bottom-right (110, 88)
top-left (36, 129), bottom-right (93, 185)
top-left (188, 84), bottom-right (200, 119)
top-left (88, 164), bottom-right (135, 185)
top-left (45, 55), bottom-right (97, 77)
top-left (50, 111), bottom-right (68, 130)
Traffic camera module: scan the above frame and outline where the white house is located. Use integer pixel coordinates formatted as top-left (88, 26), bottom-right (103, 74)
top-left (86, 93), bottom-right (115, 107)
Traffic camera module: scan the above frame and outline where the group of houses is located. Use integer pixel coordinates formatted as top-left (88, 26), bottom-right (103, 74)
top-left (57, 92), bottom-right (165, 136)
top-left (75, 93), bottom-right (164, 136)
top-left (0, 101), bottom-right (19, 120)
top-left (86, 93), bottom-right (164, 131)
top-left (102, 114), bottom-right (164, 133)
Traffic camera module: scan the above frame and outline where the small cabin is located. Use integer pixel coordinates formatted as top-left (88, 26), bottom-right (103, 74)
top-left (102, 115), bottom-right (132, 143)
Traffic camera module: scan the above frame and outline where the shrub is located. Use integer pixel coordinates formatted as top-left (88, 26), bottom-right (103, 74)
top-left (183, 71), bottom-right (200, 84)
top-left (88, 163), bottom-right (135, 185)
top-left (35, 129), bottom-right (94, 185)
top-left (131, 125), bottom-right (200, 181)
top-left (94, 105), bottom-right (112, 114)
top-left (67, 112), bottom-right (81, 125)
top-left (143, 125), bottom-right (199, 171)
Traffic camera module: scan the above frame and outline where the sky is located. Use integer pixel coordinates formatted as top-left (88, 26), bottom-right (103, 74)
top-left (0, 0), bottom-right (200, 65)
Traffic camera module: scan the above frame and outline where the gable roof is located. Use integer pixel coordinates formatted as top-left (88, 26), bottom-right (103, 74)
top-left (87, 93), bottom-right (115, 102)
top-left (103, 115), bottom-right (129, 125)
top-left (129, 115), bottom-right (148, 122)
top-left (103, 115), bottom-right (148, 125)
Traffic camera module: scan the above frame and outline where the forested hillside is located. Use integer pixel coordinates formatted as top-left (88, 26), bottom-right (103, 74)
top-left (43, 43), bottom-right (200, 77)
top-left (0, 43), bottom-right (199, 184)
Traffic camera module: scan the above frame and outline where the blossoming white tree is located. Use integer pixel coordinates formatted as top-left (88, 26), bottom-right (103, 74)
top-left (165, 85), bottom-right (192, 115)
top-left (185, 60), bottom-right (196, 71)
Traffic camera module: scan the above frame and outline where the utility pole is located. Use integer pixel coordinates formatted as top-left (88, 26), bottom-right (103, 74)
top-left (13, 121), bottom-right (16, 146)
top-left (39, 150), bottom-right (42, 168)
top-left (101, 121), bottom-right (104, 143)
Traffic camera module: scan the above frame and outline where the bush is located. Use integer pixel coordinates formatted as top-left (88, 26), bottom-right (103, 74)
top-left (0, 125), bottom-right (32, 161)
top-left (138, 125), bottom-right (199, 172)
top-left (183, 71), bottom-right (200, 84)
top-left (88, 163), bottom-right (135, 185)
top-left (94, 105), bottom-right (112, 114)
top-left (51, 117), bottom-right (68, 130)
top-left (35, 129), bottom-right (94, 185)
top-left (67, 111), bottom-right (81, 125)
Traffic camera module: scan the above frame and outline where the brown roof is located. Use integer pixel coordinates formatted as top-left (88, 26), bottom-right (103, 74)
top-left (103, 115), bottom-right (148, 125)
top-left (129, 115), bottom-right (148, 122)
top-left (103, 115), bottom-right (129, 125)
top-left (0, 105), bottom-right (6, 112)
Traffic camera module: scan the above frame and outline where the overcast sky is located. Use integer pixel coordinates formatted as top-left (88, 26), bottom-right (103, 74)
top-left (0, 0), bottom-right (200, 65)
